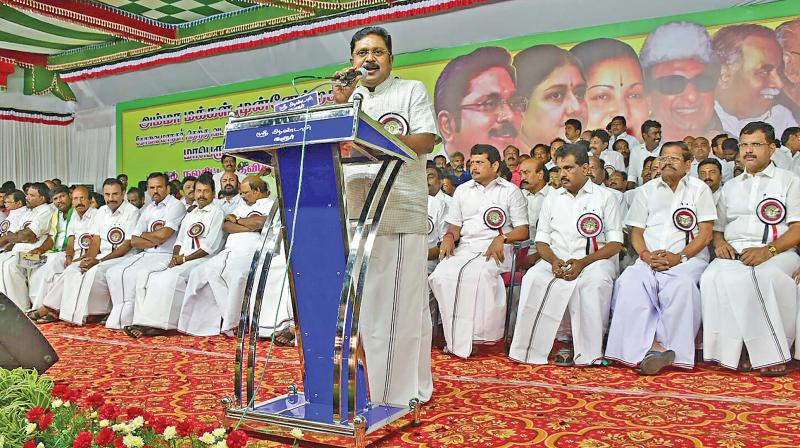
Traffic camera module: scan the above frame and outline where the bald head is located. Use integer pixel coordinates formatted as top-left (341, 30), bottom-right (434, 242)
top-left (240, 175), bottom-right (270, 206)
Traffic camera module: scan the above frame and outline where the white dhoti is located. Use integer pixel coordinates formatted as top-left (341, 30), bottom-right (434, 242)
top-left (105, 252), bottom-right (171, 329)
top-left (605, 258), bottom-right (706, 368)
top-left (701, 251), bottom-right (799, 369)
top-left (133, 258), bottom-right (206, 330)
top-left (178, 248), bottom-right (293, 336)
top-left (0, 249), bottom-right (35, 310)
top-left (360, 234), bottom-right (432, 406)
top-left (429, 247), bottom-right (511, 359)
top-left (28, 252), bottom-right (67, 310)
top-left (510, 259), bottom-right (615, 365)
top-left (54, 257), bottom-right (130, 325)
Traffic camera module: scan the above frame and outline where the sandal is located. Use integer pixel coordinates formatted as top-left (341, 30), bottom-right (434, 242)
top-left (637, 350), bottom-right (675, 376)
top-left (554, 348), bottom-right (574, 366)
top-left (34, 313), bottom-right (58, 324)
top-left (760, 364), bottom-right (788, 377)
top-left (124, 325), bottom-right (144, 339)
top-left (272, 326), bottom-right (295, 347)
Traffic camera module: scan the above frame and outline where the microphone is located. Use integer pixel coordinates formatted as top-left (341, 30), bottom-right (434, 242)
top-left (333, 67), bottom-right (368, 86)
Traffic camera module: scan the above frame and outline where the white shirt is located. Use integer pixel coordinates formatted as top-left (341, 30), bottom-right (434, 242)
top-left (427, 194), bottom-right (448, 249)
top-left (435, 190), bottom-right (454, 210)
top-left (772, 146), bottom-right (793, 171)
top-left (226, 197), bottom-right (274, 248)
top-left (0, 207), bottom-right (24, 236)
top-left (18, 203), bottom-right (55, 249)
top-left (689, 155), bottom-right (733, 183)
top-left (545, 161), bottom-right (556, 170)
top-left (180, 197), bottom-right (195, 210)
top-left (627, 142), bottom-right (663, 185)
top-left (715, 164), bottom-right (800, 253)
top-left (346, 76), bottom-right (440, 235)
top-left (712, 188), bottom-right (721, 206)
top-left (175, 202), bottom-right (225, 257)
top-left (215, 194), bottom-right (244, 216)
top-left (522, 185), bottom-right (550, 254)
top-left (609, 131), bottom-right (640, 156)
top-left (626, 175), bottom-right (717, 261)
top-left (446, 177), bottom-right (528, 252)
top-left (213, 171), bottom-right (247, 195)
top-left (715, 101), bottom-right (799, 138)
top-left (67, 208), bottom-right (98, 257)
top-left (93, 202), bottom-right (141, 258)
top-left (132, 195), bottom-right (187, 254)
top-left (536, 180), bottom-right (624, 260)
top-left (599, 149), bottom-right (625, 173)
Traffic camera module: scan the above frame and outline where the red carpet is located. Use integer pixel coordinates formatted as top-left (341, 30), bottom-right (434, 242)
top-left (41, 322), bottom-right (800, 447)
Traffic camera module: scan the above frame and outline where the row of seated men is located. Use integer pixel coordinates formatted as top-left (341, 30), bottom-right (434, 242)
top-left (426, 120), bottom-right (800, 377)
top-left (0, 173), bottom-right (294, 342)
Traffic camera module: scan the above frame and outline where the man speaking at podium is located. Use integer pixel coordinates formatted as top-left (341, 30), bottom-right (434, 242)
top-left (333, 26), bottom-right (440, 406)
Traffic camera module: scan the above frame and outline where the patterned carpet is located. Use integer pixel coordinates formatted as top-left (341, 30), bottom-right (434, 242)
top-left (40, 322), bottom-right (800, 447)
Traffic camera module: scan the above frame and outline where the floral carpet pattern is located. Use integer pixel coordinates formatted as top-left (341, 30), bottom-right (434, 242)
top-left (40, 322), bottom-right (800, 447)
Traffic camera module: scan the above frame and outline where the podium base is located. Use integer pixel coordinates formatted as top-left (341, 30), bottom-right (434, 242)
top-left (223, 395), bottom-right (421, 448)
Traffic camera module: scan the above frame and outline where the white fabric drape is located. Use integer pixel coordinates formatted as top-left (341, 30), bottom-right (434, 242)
top-left (0, 118), bottom-right (114, 188)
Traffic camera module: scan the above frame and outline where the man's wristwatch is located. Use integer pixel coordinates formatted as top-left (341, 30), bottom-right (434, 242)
top-left (679, 252), bottom-right (689, 264)
top-left (501, 234), bottom-right (508, 243)
top-left (767, 244), bottom-right (778, 257)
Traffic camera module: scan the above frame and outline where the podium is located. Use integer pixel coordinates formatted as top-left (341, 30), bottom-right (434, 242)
top-left (220, 98), bottom-right (421, 447)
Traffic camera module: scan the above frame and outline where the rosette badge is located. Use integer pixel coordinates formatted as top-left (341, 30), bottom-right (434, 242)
top-left (79, 233), bottom-right (93, 251)
top-left (483, 206), bottom-right (508, 234)
top-left (757, 197), bottom-right (786, 244)
top-left (188, 222), bottom-right (205, 249)
top-left (107, 227), bottom-right (125, 250)
top-left (0, 220), bottom-right (9, 234)
top-left (672, 207), bottom-right (697, 244)
top-left (427, 216), bottom-right (434, 235)
top-left (150, 220), bottom-right (165, 232)
top-left (577, 212), bottom-right (603, 254)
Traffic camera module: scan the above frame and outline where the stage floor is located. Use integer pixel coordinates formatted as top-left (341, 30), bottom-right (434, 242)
top-left (42, 322), bottom-right (800, 447)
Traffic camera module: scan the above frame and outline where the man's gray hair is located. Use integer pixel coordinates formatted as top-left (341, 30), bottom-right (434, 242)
top-left (640, 21), bottom-right (713, 73)
top-left (776, 19), bottom-right (800, 46)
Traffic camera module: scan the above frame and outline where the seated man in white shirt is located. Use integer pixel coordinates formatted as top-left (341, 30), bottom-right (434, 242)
top-left (589, 129), bottom-right (625, 174)
top-left (0, 183), bottom-right (54, 310)
top-left (49, 178), bottom-right (140, 325)
top-left (429, 144), bottom-right (529, 358)
top-left (126, 173), bottom-right (224, 338)
top-left (29, 187), bottom-right (97, 322)
top-left (426, 165), bottom-right (448, 275)
top-left (105, 172), bottom-right (187, 330)
top-left (215, 171), bottom-right (244, 215)
top-left (606, 142), bottom-right (717, 375)
top-left (518, 157), bottom-right (550, 269)
top-left (510, 143), bottom-right (623, 366)
top-left (697, 158), bottom-right (723, 205)
top-left (0, 190), bottom-right (27, 242)
top-left (178, 176), bottom-right (292, 339)
top-left (689, 137), bottom-right (733, 182)
top-left (180, 176), bottom-right (196, 210)
top-left (701, 121), bottom-right (800, 377)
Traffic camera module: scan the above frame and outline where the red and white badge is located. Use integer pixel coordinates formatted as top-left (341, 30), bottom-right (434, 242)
top-left (107, 227), bottom-right (125, 250)
top-left (247, 211), bottom-right (263, 217)
top-left (187, 222), bottom-right (205, 249)
top-left (150, 220), bottom-right (165, 232)
top-left (427, 216), bottom-right (434, 235)
top-left (757, 197), bottom-right (786, 243)
top-left (78, 233), bottom-right (93, 250)
top-left (672, 208), bottom-right (697, 232)
top-left (0, 220), bottom-right (9, 234)
top-left (577, 212), bottom-right (603, 254)
top-left (22, 221), bottom-right (31, 229)
top-left (379, 112), bottom-right (409, 136)
top-left (483, 206), bottom-right (508, 233)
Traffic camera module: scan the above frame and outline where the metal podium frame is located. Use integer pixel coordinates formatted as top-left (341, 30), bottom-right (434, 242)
top-left (220, 99), bottom-right (421, 447)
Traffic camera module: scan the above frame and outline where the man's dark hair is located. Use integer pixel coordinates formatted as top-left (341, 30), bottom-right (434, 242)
top-left (220, 154), bottom-right (236, 163)
top-left (183, 175), bottom-right (197, 184)
top-left (2, 181), bottom-right (16, 191)
top-left (127, 187), bottom-right (143, 200)
top-left (434, 47), bottom-right (515, 127)
top-left (433, 154), bottom-right (447, 162)
top-left (740, 121), bottom-right (776, 144)
top-left (611, 115), bottom-right (627, 126)
top-left (498, 161), bottom-right (512, 181)
top-left (427, 165), bottom-right (445, 180)
top-left (168, 180), bottom-right (181, 196)
top-left (713, 24), bottom-right (778, 68)
top-left (643, 155), bottom-right (657, 166)
top-left (116, 173), bottom-right (128, 181)
top-left (555, 143), bottom-right (590, 166)
top-left (548, 166), bottom-right (560, 174)
top-left (565, 118), bottom-right (582, 132)
top-left (711, 133), bottom-right (729, 148)
top-left (662, 141), bottom-right (692, 162)
top-left (641, 119), bottom-right (662, 136)
top-left (51, 178), bottom-right (62, 185)
top-left (103, 178), bottom-right (125, 191)
top-left (350, 26), bottom-right (392, 54)
top-left (22, 182), bottom-right (32, 193)
top-left (470, 144), bottom-right (501, 164)
top-left (612, 139), bottom-right (630, 151)
top-left (781, 127), bottom-right (800, 146)
top-left (550, 137), bottom-right (567, 146)
top-left (532, 143), bottom-right (550, 153)
top-left (50, 185), bottom-right (70, 198)
top-left (146, 172), bottom-right (169, 185)
top-left (591, 129), bottom-right (611, 144)
top-left (28, 182), bottom-right (51, 202)
top-left (698, 158), bottom-right (723, 173)
top-left (195, 173), bottom-right (215, 193)
top-left (722, 137), bottom-right (739, 153)
top-left (92, 192), bottom-right (105, 207)
top-left (9, 189), bottom-right (26, 205)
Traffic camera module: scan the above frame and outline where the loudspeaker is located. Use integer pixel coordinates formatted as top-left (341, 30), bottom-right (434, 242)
top-left (0, 293), bottom-right (58, 373)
